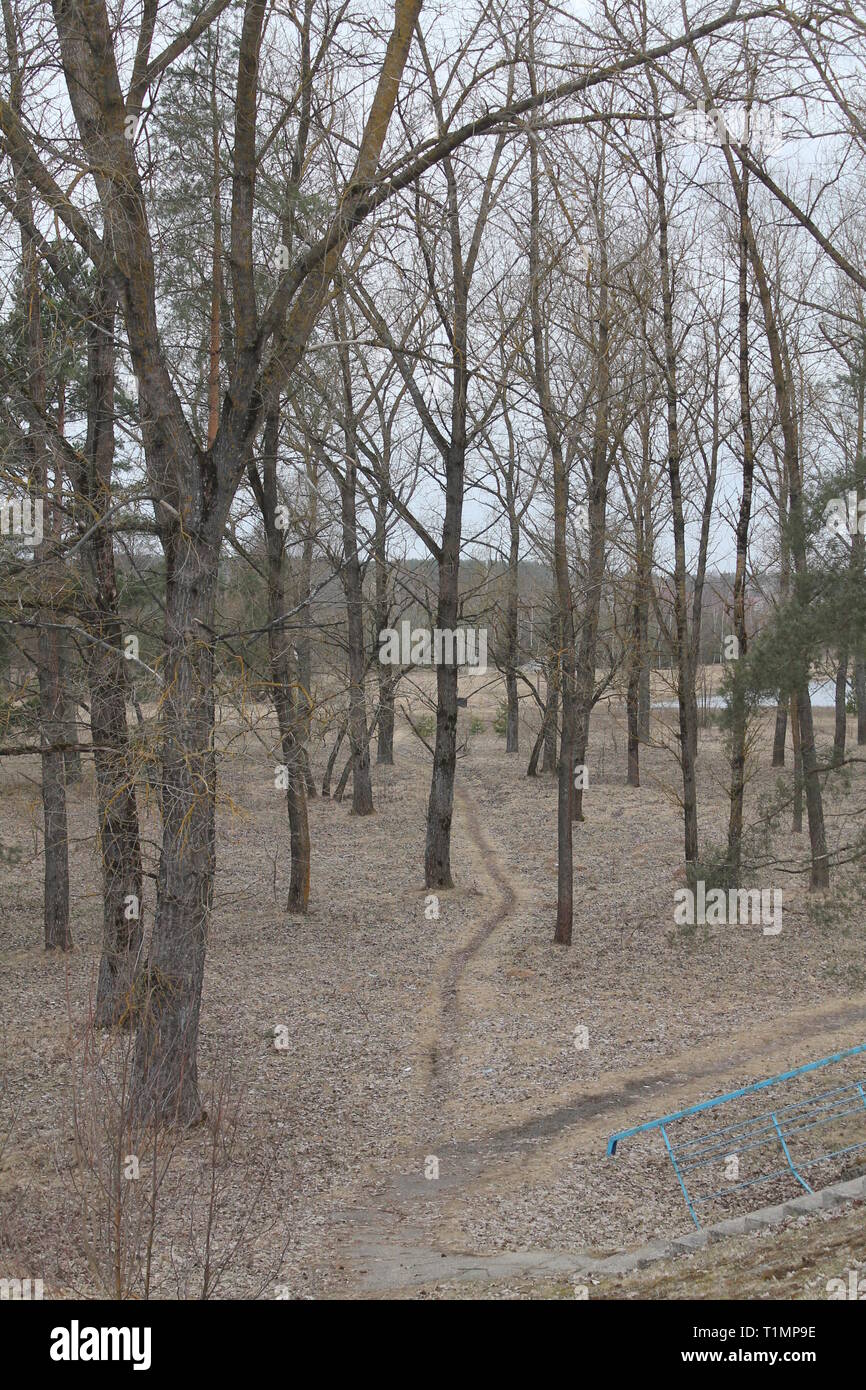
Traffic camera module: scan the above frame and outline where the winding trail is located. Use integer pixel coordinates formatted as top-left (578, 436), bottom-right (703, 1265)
top-left (422, 784), bottom-right (519, 1090)
top-left (332, 769), bottom-right (866, 1297)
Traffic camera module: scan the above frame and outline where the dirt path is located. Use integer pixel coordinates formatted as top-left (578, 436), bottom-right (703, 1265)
top-left (414, 782), bottom-right (521, 1093)
top-left (331, 768), bottom-right (866, 1297)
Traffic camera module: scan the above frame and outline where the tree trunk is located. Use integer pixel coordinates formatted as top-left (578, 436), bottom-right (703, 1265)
top-left (60, 640), bottom-right (83, 784)
top-left (726, 159), bottom-right (756, 883)
top-left (791, 691), bottom-right (803, 834)
top-left (638, 619), bottom-right (650, 740)
top-left (572, 230), bottom-right (610, 822)
top-left (796, 683), bottom-right (829, 884)
top-left (528, 662), bottom-right (555, 777)
top-left (297, 459), bottom-right (317, 797)
top-left (75, 282), bottom-right (144, 1022)
top-left (322, 716), bottom-right (347, 798)
top-left (132, 545), bottom-right (217, 1126)
top-left (856, 657), bottom-right (866, 747)
top-left (542, 651), bottom-right (559, 775)
top-left (627, 580), bottom-right (640, 788)
top-left (425, 539), bottom-right (462, 888)
top-left (258, 409), bottom-right (310, 911)
top-left (341, 519), bottom-right (373, 816)
top-left (5, 1), bottom-right (71, 949)
top-left (504, 522), bottom-right (520, 752)
top-left (335, 331), bottom-right (375, 816)
top-left (39, 620), bottom-right (72, 950)
top-left (772, 470), bottom-right (791, 768)
top-left (653, 107), bottom-right (698, 869)
top-left (833, 650), bottom-right (848, 767)
top-left (526, 718), bottom-right (545, 777)
top-left (527, 106), bottom-right (575, 943)
top-left (374, 474), bottom-right (395, 765)
top-left (377, 681), bottom-right (395, 764)
top-left (771, 700), bottom-right (787, 767)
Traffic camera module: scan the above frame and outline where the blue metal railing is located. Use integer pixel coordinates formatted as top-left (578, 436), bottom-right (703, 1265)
top-left (606, 1043), bottom-right (866, 1228)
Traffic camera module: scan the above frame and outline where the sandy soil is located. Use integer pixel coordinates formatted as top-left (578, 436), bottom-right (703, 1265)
top-left (0, 671), bottom-right (864, 1299)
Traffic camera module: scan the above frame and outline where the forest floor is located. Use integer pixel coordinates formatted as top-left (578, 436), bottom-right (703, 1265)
top-left (1, 669), bottom-right (865, 1299)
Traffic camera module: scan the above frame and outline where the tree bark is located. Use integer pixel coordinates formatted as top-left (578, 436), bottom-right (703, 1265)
top-left (726, 157), bottom-right (756, 882)
top-left (504, 519), bottom-right (520, 752)
top-left (791, 691), bottom-right (803, 834)
top-left (833, 650), bottom-right (848, 767)
top-left (132, 540), bottom-right (218, 1125)
top-left (374, 465), bottom-right (395, 765)
top-left (4, 0), bottom-right (71, 949)
top-left (74, 281), bottom-right (144, 1021)
top-left (626, 577), bottom-right (641, 787)
top-left (527, 100), bottom-right (575, 944)
top-left (856, 657), bottom-right (866, 747)
top-left (771, 700), bottom-right (787, 767)
top-left (542, 630), bottom-right (559, 775)
top-left (335, 327), bottom-right (374, 816)
top-left (322, 715), bottom-right (347, 798)
top-left (652, 103), bottom-right (698, 869)
top-left (572, 220), bottom-right (610, 822)
top-left (60, 639), bottom-right (83, 784)
top-left (257, 409), bottom-right (310, 911)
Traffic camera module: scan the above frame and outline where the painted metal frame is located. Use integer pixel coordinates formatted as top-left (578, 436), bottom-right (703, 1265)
top-left (606, 1043), bottom-right (866, 1228)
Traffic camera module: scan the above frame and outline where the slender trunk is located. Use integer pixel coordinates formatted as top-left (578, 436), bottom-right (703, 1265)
top-left (297, 456), bottom-right (317, 796)
top-left (335, 339), bottom-right (374, 816)
top-left (573, 230), bottom-right (610, 821)
top-left (527, 113), bottom-right (574, 943)
top-left (542, 636), bottom-right (559, 774)
top-left (791, 691), bottom-right (803, 833)
top-left (629, 486), bottom-right (649, 782)
top-left (322, 716), bottom-right (347, 798)
top-left (60, 639), bottom-right (83, 784)
top-left (4, 0), bottom-right (71, 948)
top-left (627, 580), bottom-right (640, 787)
top-left (853, 379), bottom-right (865, 747)
top-left (772, 471), bottom-right (791, 767)
top-left (638, 612), bottom-right (651, 739)
top-left (526, 716), bottom-right (545, 777)
top-left (771, 701), bottom-right (787, 767)
top-left (334, 749), bottom-right (353, 801)
top-left (342, 530), bottom-right (374, 815)
top-left (425, 496), bottom-right (463, 888)
top-left (653, 108), bottom-right (698, 868)
top-left (377, 678), bottom-right (395, 764)
top-left (260, 409), bottom-right (310, 911)
top-left (796, 683), bottom-right (828, 879)
top-left (528, 654), bottom-right (555, 777)
top-left (206, 50), bottom-right (222, 451)
top-left (726, 159), bottom-right (756, 882)
top-left (421, 51), bottom-right (510, 885)
top-left (39, 621), bottom-right (71, 950)
top-left (833, 651), bottom-right (848, 767)
top-left (504, 522), bottom-right (520, 752)
top-left (74, 282), bottom-right (144, 1022)
top-left (857, 657), bottom-right (866, 747)
top-left (553, 538), bottom-right (575, 943)
top-left (374, 476), bottom-right (395, 764)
